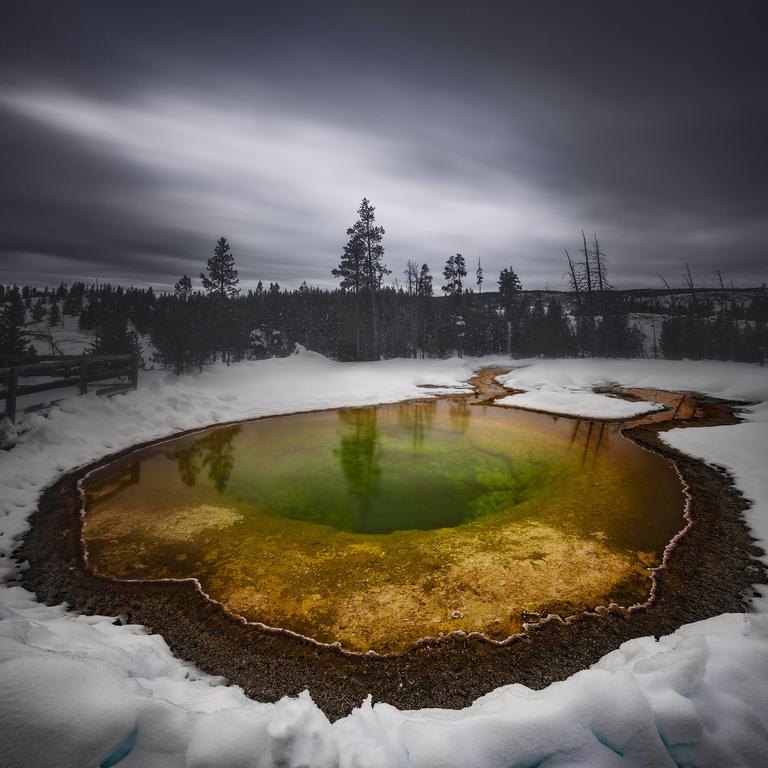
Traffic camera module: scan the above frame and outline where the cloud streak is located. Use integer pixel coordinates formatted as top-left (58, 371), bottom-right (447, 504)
top-left (1, 88), bottom-right (579, 287)
top-left (1, 2), bottom-right (766, 289)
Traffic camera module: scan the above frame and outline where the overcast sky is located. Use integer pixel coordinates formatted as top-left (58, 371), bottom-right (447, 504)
top-left (1, 1), bottom-right (766, 291)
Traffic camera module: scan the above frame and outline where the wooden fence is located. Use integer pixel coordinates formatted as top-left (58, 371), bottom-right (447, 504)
top-left (1, 353), bottom-right (139, 424)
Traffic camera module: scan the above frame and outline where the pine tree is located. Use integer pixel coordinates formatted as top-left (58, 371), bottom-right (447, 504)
top-left (87, 311), bottom-right (141, 358)
top-left (413, 264), bottom-right (433, 357)
top-left (152, 297), bottom-right (191, 374)
top-left (497, 267), bottom-right (522, 302)
top-left (498, 266), bottom-right (524, 353)
top-left (47, 302), bottom-right (61, 327)
top-left (31, 299), bottom-right (46, 324)
top-left (336, 198), bottom-right (389, 359)
top-left (442, 255), bottom-right (456, 295)
top-left (596, 312), bottom-right (643, 357)
top-left (357, 198), bottom-right (388, 359)
top-left (417, 264), bottom-right (433, 297)
top-left (442, 254), bottom-right (467, 295)
top-left (151, 277), bottom-right (202, 374)
top-left (352, 199), bottom-right (389, 292)
top-left (201, 237), bottom-right (239, 299)
top-left (200, 238), bottom-right (241, 363)
top-left (0, 293), bottom-right (34, 365)
top-left (333, 228), bottom-right (367, 359)
top-left (519, 299), bottom-right (546, 356)
top-left (63, 282), bottom-right (85, 317)
top-left (541, 299), bottom-right (573, 356)
top-left (332, 229), bottom-right (366, 293)
top-left (175, 275), bottom-right (193, 302)
top-left (476, 258), bottom-right (484, 293)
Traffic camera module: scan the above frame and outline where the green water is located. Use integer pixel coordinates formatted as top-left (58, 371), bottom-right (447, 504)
top-left (83, 399), bottom-right (685, 653)
top-left (210, 401), bottom-right (562, 534)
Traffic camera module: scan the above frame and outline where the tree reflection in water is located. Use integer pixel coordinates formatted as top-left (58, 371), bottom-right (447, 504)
top-left (85, 460), bottom-right (141, 505)
top-left (448, 398), bottom-right (471, 434)
top-left (397, 399), bottom-right (437, 450)
top-left (172, 444), bottom-right (202, 487)
top-left (335, 409), bottom-right (381, 528)
top-left (170, 425), bottom-right (242, 493)
top-left (565, 419), bottom-right (608, 473)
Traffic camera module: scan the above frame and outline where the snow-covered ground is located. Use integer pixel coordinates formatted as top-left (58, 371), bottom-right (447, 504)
top-left (25, 307), bottom-right (94, 357)
top-left (1, 309), bottom-right (154, 420)
top-left (628, 312), bottom-right (665, 358)
top-left (495, 389), bottom-right (663, 419)
top-left (1, 351), bottom-right (767, 767)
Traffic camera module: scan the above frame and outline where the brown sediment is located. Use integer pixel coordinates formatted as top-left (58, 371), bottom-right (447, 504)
top-left (16, 369), bottom-right (768, 721)
top-left (469, 367), bottom-right (522, 403)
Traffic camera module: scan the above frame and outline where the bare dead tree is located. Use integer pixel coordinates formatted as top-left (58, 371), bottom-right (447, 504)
top-left (683, 262), bottom-right (698, 311)
top-left (715, 268), bottom-right (729, 314)
top-left (590, 235), bottom-right (610, 313)
top-left (403, 260), bottom-right (418, 296)
top-left (580, 229), bottom-right (594, 315)
top-left (657, 272), bottom-right (676, 312)
top-left (564, 248), bottom-right (584, 316)
top-left (27, 327), bottom-right (64, 356)
top-left (403, 260), bottom-right (420, 356)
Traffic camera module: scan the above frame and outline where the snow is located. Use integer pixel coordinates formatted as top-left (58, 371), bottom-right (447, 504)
top-left (1, 352), bottom-right (768, 767)
top-left (495, 357), bottom-right (768, 404)
top-left (25, 308), bottom-right (94, 357)
top-left (628, 312), bottom-right (665, 359)
top-left (663, 413), bottom-right (768, 614)
top-left (495, 389), bottom-right (663, 419)
top-left (494, 357), bottom-right (768, 419)
top-left (3, 309), bottom-right (158, 419)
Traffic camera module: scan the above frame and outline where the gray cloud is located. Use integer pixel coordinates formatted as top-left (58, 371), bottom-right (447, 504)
top-left (1, 1), bottom-right (766, 290)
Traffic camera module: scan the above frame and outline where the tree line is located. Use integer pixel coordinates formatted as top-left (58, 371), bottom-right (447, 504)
top-left (2, 197), bottom-right (766, 370)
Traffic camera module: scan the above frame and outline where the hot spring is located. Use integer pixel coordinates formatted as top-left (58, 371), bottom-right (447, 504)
top-left (82, 398), bottom-right (684, 653)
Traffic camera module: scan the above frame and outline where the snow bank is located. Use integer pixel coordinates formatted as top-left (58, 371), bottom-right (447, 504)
top-left (496, 389), bottom-right (663, 419)
top-left (2, 595), bottom-right (767, 767)
top-left (663, 413), bottom-right (768, 614)
top-left (496, 358), bottom-right (768, 404)
top-left (25, 309), bottom-right (94, 357)
top-left (1, 353), bottom-right (768, 767)
top-left (494, 358), bottom-right (767, 421)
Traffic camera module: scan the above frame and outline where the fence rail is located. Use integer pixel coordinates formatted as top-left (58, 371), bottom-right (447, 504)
top-left (1, 353), bottom-right (138, 424)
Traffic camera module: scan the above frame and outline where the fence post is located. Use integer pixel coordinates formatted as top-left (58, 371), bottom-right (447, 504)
top-left (6, 367), bottom-right (18, 424)
top-left (79, 357), bottom-right (89, 395)
top-left (129, 353), bottom-right (139, 389)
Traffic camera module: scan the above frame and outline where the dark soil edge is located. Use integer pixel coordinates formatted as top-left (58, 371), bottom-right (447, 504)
top-left (16, 387), bottom-right (768, 721)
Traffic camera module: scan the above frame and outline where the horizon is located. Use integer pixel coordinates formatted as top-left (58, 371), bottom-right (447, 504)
top-left (3, 268), bottom-right (767, 295)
